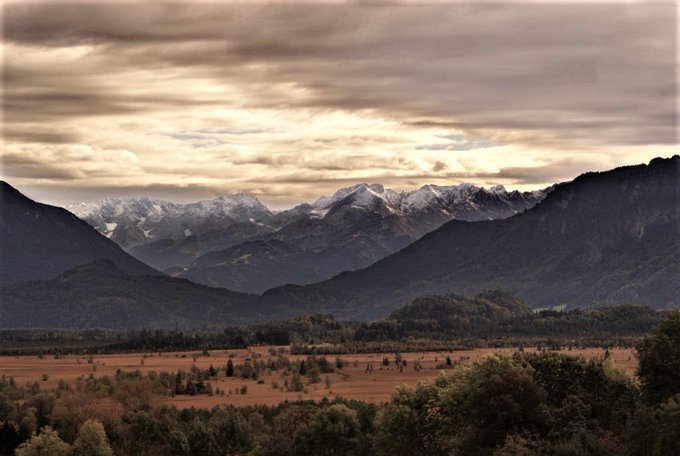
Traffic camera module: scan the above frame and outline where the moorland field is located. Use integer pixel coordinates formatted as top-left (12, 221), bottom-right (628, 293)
top-left (2, 346), bottom-right (637, 407)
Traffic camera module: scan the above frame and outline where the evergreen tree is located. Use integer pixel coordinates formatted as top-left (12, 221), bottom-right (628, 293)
top-left (290, 373), bottom-right (304, 392)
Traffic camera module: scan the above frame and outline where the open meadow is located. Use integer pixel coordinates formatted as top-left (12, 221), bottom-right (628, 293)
top-left (0, 346), bottom-right (638, 407)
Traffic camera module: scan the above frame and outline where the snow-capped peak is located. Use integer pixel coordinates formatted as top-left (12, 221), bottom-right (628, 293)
top-left (311, 183), bottom-right (398, 211)
top-left (215, 193), bottom-right (267, 209)
top-left (66, 193), bottom-right (274, 250)
top-left (67, 183), bottom-right (547, 252)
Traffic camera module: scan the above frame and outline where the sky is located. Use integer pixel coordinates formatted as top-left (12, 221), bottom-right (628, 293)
top-left (1, 1), bottom-right (677, 208)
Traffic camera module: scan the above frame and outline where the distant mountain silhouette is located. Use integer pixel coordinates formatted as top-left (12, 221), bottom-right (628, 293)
top-left (71, 183), bottom-right (546, 293)
top-left (256, 156), bottom-right (680, 320)
top-left (0, 182), bottom-right (159, 286)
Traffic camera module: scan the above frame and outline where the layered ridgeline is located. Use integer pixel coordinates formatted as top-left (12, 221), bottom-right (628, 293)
top-left (70, 183), bottom-right (546, 293)
top-left (258, 156), bottom-right (680, 320)
top-left (0, 182), bottom-right (159, 286)
top-left (0, 183), bottom-right (255, 328)
top-left (2, 157), bottom-right (676, 329)
top-left (69, 194), bottom-right (278, 268)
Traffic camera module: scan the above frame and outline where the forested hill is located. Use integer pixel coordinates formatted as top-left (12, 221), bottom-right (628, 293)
top-left (390, 290), bottom-right (532, 321)
top-left (258, 156), bottom-right (680, 320)
top-left (355, 291), bottom-right (664, 342)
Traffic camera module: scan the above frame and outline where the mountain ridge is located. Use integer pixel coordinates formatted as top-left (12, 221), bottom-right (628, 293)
top-left (2, 156), bottom-right (676, 329)
top-left (254, 155), bottom-right (680, 319)
top-left (0, 181), bottom-right (160, 286)
top-left (70, 182), bottom-right (546, 293)
top-left (0, 259), bottom-right (254, 328)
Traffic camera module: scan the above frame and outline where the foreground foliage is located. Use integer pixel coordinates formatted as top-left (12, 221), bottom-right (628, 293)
top-left (0, 312), bottom-right (678, 455)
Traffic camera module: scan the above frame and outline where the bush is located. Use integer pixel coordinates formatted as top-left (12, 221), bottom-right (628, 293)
top-left (72, 420), bottom-right (114, 456)
top-left (636, 311), bottom-right (680, 404)
top-left (15, 426), bottom-right (71, 456)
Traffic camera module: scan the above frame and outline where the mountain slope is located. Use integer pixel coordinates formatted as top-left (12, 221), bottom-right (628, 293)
top-left (257, 156), bottom-right (680, 319)
top-left (0, 260), bottom-right (255, 329)
top-left (179, 239), bottom-right (345, 293)
top-left (176, 183), bottom-right (546, 292)
top-left (0, 182), bottom-right (159, 286)
top-left (354, 290), bottom-right (533, 340)
top-left (69, 194), bottom-right (277, 252)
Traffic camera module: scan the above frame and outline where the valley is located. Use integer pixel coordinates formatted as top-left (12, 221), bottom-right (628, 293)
top-left (2, 5), bottom-right (677, 453)
top-left (1, 346), bottom-right (638, 407)
top-left (1, 159), bottom-right (677, 455)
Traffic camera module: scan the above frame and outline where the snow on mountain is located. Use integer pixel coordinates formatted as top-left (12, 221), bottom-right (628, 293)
top-left (68, 194), bottom-right (275, 250)
top-left (70, 183), bottom-right (547, 249)
top-left (67, 183), bottom-right (548, 283)
top-left (172, 183), bottom-right (548, 293)
top-left (304, 182), bottom-right (545, 220)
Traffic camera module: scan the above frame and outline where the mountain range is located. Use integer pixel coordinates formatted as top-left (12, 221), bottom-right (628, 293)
top-left (257, 156), bottom-right (680, 320)
top-left (1, 155), bottom-right (677, 328)
top-left (69, 193), bottom-right (276, 252)
top-left (70, 183), bottom-right (547, 293)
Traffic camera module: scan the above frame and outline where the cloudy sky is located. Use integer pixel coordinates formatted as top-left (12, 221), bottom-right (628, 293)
top-left (1, 1), bottom-right (677, 208)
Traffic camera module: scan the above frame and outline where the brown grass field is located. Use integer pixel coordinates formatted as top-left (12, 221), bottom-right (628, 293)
top-left (0, 346), bottom-right (638, 407)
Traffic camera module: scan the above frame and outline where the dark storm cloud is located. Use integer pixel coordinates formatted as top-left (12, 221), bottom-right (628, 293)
top-left (17, 183), bottom-right (224, 207)
top-left (467, 164), bottom-right (602, 185)
top-left (3, 127), bottom-right (80, 144)
top-left (432, 161), bottom-right (447, 172)
top-left (4, 2), bottom-right (676, 147)
top-left (2, 2), bottom-right (677, 207)
top-left (2, 154), bottom-right (86, 180)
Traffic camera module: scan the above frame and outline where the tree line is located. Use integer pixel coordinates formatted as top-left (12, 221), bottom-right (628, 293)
top-left (1, 311), bottom-right (679, 455)
top-left (0, 295), bottom-right (667, 357)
